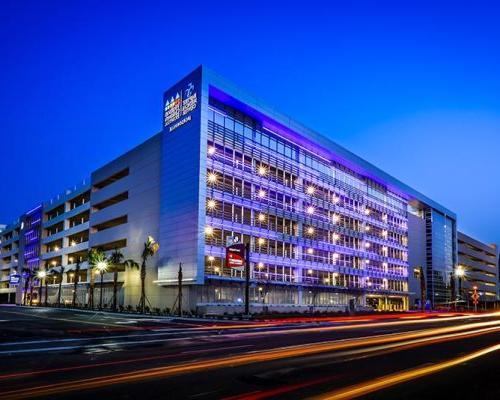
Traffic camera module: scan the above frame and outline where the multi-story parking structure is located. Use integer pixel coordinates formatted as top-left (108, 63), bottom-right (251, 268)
top-left (457, 232), bottom-right (498, 304)
top-left (0, 66), bottom-right (467, 313)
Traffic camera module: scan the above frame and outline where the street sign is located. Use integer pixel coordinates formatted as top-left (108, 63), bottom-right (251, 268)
top-left (9, 274), bottom-right (20, 285)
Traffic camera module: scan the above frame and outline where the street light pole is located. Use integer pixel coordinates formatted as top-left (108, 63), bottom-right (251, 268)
top-left (99, 270), bottom-right (104, 309)
top-left (244, 243), bottom-right (250, 316)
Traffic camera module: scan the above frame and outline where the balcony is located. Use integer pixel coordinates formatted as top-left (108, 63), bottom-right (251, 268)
top-left (43, 203), bottom-right (90, 229)
top-left (41, 241), bottom-right (89, 260)
top-left (42, 222), bottom-right (90, 244)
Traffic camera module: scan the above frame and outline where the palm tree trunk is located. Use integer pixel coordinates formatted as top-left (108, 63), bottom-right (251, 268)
top-left (38, 280), bottom-right (43, 306)
top-left (23, 276), bottom-right (29, 305)
top-left (99, 272), bottom-right (104, 309)
top-left (140, 260), bottom-right (146, 313)
top-left (89, 270), bottom-right (95, 309)
top-left (72, 263), bottom-right (80, 307)
top-left (44, 279), bottom-right (48, 306)
top-left (57, 275), bottom-right (63, 307)
top-left (29, 281), bottom-right (34, 306)
top-left (112, 270), bottom-right (118, 312)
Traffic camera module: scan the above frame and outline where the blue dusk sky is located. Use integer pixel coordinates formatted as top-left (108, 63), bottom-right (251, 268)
top-left (1, 0), bottom-right (499, 246)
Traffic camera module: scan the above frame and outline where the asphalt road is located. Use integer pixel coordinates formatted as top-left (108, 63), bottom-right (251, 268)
top-left (0, 305), bottom-right (499, 399)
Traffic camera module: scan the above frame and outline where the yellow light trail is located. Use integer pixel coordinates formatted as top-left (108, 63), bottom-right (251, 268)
top-left (311, 343), bottom-right (500, 400)
top-left (2, 319), bottom-right (500, 400)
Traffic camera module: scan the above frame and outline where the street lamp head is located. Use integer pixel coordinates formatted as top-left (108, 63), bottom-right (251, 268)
top-left (37, 270), bottom-right (46, 279)
top-left (455, 266), bottom-right (465, 277)
top-left (96, 261), bottom-right (108, 272)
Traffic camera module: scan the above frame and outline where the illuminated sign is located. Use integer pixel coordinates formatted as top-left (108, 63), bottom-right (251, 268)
top-left (226, 237), bottom-right (246, 270)
top-left (163, 80), bottom-right (198, 132)
top-left (9, 274), bottom-right (20, 285)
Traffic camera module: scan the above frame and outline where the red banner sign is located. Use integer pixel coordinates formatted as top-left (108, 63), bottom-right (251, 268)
top-left (226, 243), bottom-right (246, 269)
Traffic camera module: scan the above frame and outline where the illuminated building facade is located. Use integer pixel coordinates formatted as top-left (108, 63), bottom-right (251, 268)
top-left (0, 66), bottom-right (464, 312)
top-left (457, 232), bottom-right (498, 304)
top-left (156, 67), bottom-right (458, 313)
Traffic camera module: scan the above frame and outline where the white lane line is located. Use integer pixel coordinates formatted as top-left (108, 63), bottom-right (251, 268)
top-left (0, 328), bottom-right (213, 347)
top-left (0, 339), bottom-right (253, 356)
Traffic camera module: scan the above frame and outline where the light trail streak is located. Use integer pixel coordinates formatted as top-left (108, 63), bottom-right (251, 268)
top-left (310, 343), bottom-right (500, 400)
top-left (2, 319), bottom-right (500, 399)
top-left (222, 326), bottom-right (500, 400)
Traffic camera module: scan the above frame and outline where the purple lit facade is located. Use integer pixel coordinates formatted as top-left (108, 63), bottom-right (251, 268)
top-left (156, 66), bottom-right (459, 313)
top-left (200, 97), bottom-right (409, 311)
top-left (18, 205), bottom-right (43, 303)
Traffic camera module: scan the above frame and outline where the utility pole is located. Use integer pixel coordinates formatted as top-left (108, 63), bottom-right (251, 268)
top-left (178, 263), bottom-right (183, 317)
top-left (244, 243), bottom-right (250, 316)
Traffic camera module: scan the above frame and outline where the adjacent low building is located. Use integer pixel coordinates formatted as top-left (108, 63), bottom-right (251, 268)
top-left (457, 232), bottom-right (499, 305)
top-left (1, 65), bottom-right (487, 313)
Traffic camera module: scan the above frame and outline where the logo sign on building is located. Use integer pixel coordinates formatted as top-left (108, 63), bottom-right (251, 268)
top-left (9, 274), bottom-right (20, 285)
top-left (163, 68), bottom-right (201, 133)
top-left (226, 236), bottom-right (246, 271)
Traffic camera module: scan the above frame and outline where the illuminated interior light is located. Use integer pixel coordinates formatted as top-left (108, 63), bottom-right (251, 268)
top-left (71, 241), bottom-right (76, 247)
top-left (332, 195), bottom-right (339, 203)
top-left (332, 233), bottom-right (340, 241)
top-left (365, 225), bottom-right (370, 231)
top-left (365, 242), bottom-right (371, 248)
top-left (365, 259), bottom-right (370, 264)
top-left (307, 269), bottom-right (313, 275)
top-left (331, 214), bottom-right (340, 223)
top-left (324, 278), bottom-right (330, 284)
top-left (258, 238), bottom-right (265, 245)
top-left (207, 146), bottom-right (216, 155)
top-left (207, 199), bottom-right (217, 210)
top-left (208, 256), bottom-right (215, 262)
top-left (307, 247), bottom-right (314, 254)
top-left (257, 262), bottom-right (264, 269)
top-left (204, 226), bottom-right (213, 235)
top-left (307, 227), bottom-right (315, 235)
top-left (54, 246), bottom-right (59, 251)
top-left (306, 186), bottom-right (315, 195)
top-left (364, 208), bottom-right (371, 216)
top-left (306, 206), bottom-right (315, 215)
top-left (258, 166), bottom-right (267, 176)
top-left (258, 213), bottom-right (266, 222)
top-left (332, 252), bottom-right (339, 259)
top-left (214, 266), bottom-right (220, 273)
top-left (382, 230), bottom-right (388, 237)
top-left (258, 189), bottom-right (266, 198)
top-left (207, 172), bottom-right (218, 184)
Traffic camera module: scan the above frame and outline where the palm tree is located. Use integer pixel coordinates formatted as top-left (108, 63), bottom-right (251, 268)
top-left (72, 259), bottom-right (81, 307)
top-left (21, 267), bottom-right (31, 306)
top-left (29, 267), bottom-right (37, 306)
top-left (108, 249), bottom-right (123, 312)
top-left (139, 236), bottom-right (159, 313)
top-left (52, 264), bottom-right (65, 307)
top-left (108, 249), bottom-right (139, 312)
top-left (87, 248), bottom-right (106, 309)
top-left (44, 268), bottom-right (49, 306)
